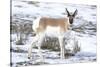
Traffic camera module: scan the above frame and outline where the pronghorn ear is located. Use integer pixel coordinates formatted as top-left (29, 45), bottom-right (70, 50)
top-left (73, 9), bottom-right (78, 17)
top-left (66, 8), bottom-right (70, 16)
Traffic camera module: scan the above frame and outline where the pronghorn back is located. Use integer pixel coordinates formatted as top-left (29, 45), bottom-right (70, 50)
top-left (33, 17), bottom-right (70, 34)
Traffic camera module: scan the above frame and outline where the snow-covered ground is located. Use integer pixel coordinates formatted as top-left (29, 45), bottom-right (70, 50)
top-left (11, 0), bottom-right (97, 67)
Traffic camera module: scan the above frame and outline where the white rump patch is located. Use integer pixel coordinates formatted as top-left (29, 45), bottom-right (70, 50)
top-left (32, 17), bottom-right (41, 32)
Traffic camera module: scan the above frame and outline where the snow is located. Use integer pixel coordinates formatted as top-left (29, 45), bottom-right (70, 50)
top-left (11, 0), bottom-right (97, 66)
top-left (79, 36), bottom-right (96, 53)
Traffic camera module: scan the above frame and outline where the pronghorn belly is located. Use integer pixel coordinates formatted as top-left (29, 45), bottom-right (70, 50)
top-left (45, 26), bottom-right (64, 37)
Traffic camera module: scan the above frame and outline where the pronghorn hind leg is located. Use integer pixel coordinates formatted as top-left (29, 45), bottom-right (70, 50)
top-left (58, 35), bottom-right (65, 59)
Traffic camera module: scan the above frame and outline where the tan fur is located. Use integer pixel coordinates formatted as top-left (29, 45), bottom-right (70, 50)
top-left (36, 17), bottom-right (70, 33)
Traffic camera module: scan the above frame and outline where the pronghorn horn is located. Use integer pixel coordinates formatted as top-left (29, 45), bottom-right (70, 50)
top-left (66, 8), bottom-right (70, 16)
top-left (73, 9), bottom-right (78, 17)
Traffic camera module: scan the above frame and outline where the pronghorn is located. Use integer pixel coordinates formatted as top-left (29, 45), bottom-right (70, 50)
top-left (28, 8), bottom-right (78, 60)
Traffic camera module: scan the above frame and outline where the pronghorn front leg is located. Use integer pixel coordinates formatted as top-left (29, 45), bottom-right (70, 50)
top-left (28, 35), bottom-right (39, 59)
top-left (28, 43), bottom-right (33, 59)
top-left (37, 33), bottom-right (44, 62)
top-left (58, 35), bottom-right (65, 59)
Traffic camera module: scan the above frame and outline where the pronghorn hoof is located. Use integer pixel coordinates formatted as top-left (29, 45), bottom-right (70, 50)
top-left (28, 57), bottom-right (31, 59)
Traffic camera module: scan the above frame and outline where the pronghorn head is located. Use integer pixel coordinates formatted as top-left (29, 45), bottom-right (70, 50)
top-left (66, 8), bottom-right (78, 24)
